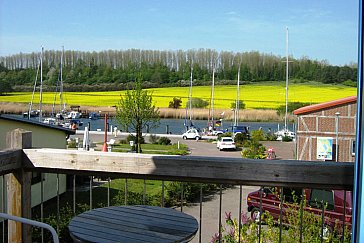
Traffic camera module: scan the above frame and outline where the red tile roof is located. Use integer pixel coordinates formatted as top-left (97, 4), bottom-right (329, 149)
top-left (293, 96), bottom-right (357, 115)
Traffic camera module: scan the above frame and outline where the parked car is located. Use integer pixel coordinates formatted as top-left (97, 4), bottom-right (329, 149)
top-left (182, 128), bottom-right (202, 140)
top-left (232, 125), bottom-right (250, 137)
top-left (247, 187), bottom-right (352, 237)
top-left (216, 137), bottom-right (236, 151)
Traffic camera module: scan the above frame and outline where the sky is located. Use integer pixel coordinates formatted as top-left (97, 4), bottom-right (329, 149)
top-left (0, 0), bottom-right (359, 66)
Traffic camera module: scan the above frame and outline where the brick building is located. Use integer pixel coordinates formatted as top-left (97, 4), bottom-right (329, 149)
top-left (293, 96), bottom-right (357, 162)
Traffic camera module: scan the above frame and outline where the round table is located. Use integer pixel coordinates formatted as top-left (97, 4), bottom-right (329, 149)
top-left (68, 205), bottom-right (198, 243)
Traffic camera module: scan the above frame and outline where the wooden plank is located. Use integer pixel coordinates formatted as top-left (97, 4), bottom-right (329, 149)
top-left (23, 148), bottom-right (354, 190)
top-left (0, 150), bottom-right (22, 175)
top-left (5, 129), bottom-right (32, 243)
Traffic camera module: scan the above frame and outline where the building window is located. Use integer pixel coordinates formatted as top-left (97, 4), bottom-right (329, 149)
top-left (352, 140), bottom-right (356, 156)
top-left (31, 172), bottom-right (44, 185)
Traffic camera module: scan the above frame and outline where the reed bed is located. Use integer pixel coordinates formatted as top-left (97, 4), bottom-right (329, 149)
top-left (158, 108), bottom-right (281, 121)
top-left (1, 102), bottom-right (282, 121)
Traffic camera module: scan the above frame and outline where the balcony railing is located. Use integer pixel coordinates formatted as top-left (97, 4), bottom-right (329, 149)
top-left (0, 130), bottom-right (354, 242)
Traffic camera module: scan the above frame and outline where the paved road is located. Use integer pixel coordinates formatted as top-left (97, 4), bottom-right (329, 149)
top-left (70, 131), bottom-right (295, 242)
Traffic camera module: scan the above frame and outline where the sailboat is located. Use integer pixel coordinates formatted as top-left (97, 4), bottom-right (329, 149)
top-left (24, 47), bottom-right (44, 120)
top-left (184, 65), bottom-right (194, 131)
top-left (275, 27), bottom-right (296, 140)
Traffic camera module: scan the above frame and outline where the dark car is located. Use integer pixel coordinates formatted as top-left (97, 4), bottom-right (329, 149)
top-left (232, 125), bottom-right (250, 137)
top-left (247, 187), bottom-right (352, 236)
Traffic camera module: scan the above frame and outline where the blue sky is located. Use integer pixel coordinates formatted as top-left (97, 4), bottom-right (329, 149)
top-left (0, 0), bottom-right (359, 66)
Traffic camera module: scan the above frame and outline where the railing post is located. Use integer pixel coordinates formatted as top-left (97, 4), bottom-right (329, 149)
top-left (5, 129), bottom-right (32, 243)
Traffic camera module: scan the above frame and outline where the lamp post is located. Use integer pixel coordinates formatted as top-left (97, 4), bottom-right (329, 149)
top-left (335, 112), bottom-right (340, 161)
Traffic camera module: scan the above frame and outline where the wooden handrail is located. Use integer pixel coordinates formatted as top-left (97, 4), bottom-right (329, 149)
top-left (22, 148), bottom-right (353, 190)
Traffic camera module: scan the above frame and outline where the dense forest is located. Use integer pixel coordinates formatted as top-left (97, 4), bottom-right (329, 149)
top-left (0, 48), bottom-right (358, 94)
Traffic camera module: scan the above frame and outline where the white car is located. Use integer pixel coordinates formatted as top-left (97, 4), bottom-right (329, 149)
top-left (182, 128), bottom-right (202, 140)
top-left (217, 137), bottom-right (236, 151)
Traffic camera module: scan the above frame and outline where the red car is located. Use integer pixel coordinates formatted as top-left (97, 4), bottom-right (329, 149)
top-left (247, 187), bottom-right (352, 236)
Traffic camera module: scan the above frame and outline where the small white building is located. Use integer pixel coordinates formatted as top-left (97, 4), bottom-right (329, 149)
top-left (0, 114), bottom-right (75, 208)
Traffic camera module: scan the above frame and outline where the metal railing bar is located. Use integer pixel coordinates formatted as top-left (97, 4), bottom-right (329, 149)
top-left (238, 185), bottom-right (242, 243)
top-left (161, 180), bottom-right (165, 207)
top-left (199, 184), bottom-right (202, 243)
top-left (73, 175), bottom-right (76, 215)
top-left (89, 176), bottom-right (93, 209)
top-left (218, 184), bottom-right (222, 243)
top-left (143, 179), bottom-right (146, 205)
top-left (2, 175), bottom-right (5, 243)
top-left (299, 189), bottom-right (304, 243)
top-left (0, 213), bottom-right (59, 243)
top-left (41, 173), bottom-right (44, 243)
top-left (107, 178), bottom-right (111, 207)
top-left (320, 205), bottom-right (325, 243)
top-left (56, 173), bottom-right (60, 234)
top-left (258, 187), bottom-right (262, 242)
top-left (342, 190), bottom-right (347, 243)
top-left (181, 183), bottom-right (184, 212)
top-left (279, 186), bottom-right (284, 242)
top-left (125, 178), bottom-right (128, 205)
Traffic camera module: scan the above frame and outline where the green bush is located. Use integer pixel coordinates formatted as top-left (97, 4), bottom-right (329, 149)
top-left (230, 100), bottom-right (246, 110)
top-left (158, 137), bottom-right (171, 145)
top-left (251, 130), bottom-right (265, 141)
top-left (342, 79), bottom-right (357, 87)
top-left (191, 97), bottom-right (209, 108)
top-left (234, 132), bottom-right (249, 145)
top-left (126, 134), bottom-right (145, 144)
top-left (67, 139), bottom-right (77, 148)
top-left (241, 140), bottom-right (267, 159)
top-left (149, 134), bottom-right (159, 144)
top-left (282, 135), bottom-right (293, 142)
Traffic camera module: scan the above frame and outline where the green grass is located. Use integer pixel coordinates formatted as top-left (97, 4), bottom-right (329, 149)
top-left (111, 143), bottom-right (189, 155)
top-left (1, 82), bottom-right (356, 109)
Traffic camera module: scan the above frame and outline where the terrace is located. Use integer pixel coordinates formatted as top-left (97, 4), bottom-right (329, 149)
top-left (0, 129), bottom-right (356, 242)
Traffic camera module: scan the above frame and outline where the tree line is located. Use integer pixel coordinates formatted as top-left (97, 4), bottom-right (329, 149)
top-left (0, 48), bottom-right (358, 94)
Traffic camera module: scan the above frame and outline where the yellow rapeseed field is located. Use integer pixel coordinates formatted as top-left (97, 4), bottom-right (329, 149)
top-left (0, 82), bottom-right (356, 109)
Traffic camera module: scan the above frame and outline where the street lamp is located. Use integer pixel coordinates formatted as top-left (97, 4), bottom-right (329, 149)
top-left (335, 112), bottom-right (340, 161)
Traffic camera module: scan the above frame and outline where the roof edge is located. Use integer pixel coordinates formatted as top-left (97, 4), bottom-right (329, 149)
top-left (293, 96), bottom-right (357, 115)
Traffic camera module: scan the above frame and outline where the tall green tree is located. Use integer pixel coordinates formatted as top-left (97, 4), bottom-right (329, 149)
top-left (116, 79), bottom-right (160, 153)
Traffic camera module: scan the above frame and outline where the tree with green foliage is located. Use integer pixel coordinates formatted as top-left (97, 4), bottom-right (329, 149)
top-left (116, 79), bottom-right (160, 153)
top-left (168, 97), bottom-right (182, 109)
top-left (191, 97), bottom-right (209, 108)
top-left (230, 100), bottom-right (246, 110)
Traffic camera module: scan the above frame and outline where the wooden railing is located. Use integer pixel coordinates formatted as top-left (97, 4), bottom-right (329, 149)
top-left (0, 129), bottom-right (354, 242)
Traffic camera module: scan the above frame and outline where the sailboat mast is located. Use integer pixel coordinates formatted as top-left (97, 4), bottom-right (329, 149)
top-left (39, 46), bottom-right (44, 122)
top-left (235, 66), bottom-right (240, 126)
top-left (284, 27), bottom-right (289, 131)
top-left (211, 67), bottom-right (215, 128)
top-left (188, 66), bottom-right (193, 121)
top-left (60, 46), bottom-right (64, 112)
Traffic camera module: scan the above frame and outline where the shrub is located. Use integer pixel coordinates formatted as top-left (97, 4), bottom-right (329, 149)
top-left (241, 140), bottom-right (267, 159)
top-left (342, 79), bottom-right (357, 87)
top-left (67, 139), bottom-right (77, 148)
top-left (282, 135), bottom-right (293, 142)
top-left (230, 100), bottom-right (246, 110)
top-left (168, 97), bottom-right (182, 109)
top-left (251, 129), bottom-right (265, 141)
top-left (158, 137), bottom-right (171, 145)
top-left (149, 134), bottom-right (159, 144)
top-left (126, 134), bottom-right (145, 144)
top-left (191, 97), bottom-right (209, 108)
top-left (234, 132), bottom-right (249, 145)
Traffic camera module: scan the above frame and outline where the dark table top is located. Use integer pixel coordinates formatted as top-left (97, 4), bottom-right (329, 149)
top-left (68, 205), bottom-right (198, 243)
